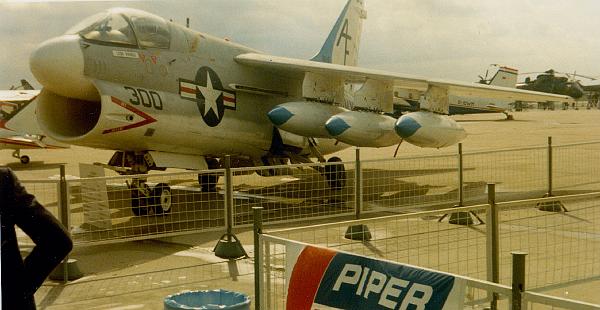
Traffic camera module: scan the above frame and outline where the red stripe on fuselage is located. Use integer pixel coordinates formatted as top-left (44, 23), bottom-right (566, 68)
top-left (102, 97), bottom-right (157, 134)
top-left (180, 86), bottom-right (197, 94)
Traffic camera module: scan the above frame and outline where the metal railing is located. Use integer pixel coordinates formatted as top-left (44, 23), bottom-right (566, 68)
top-left (12, 138), bottom-right (600, 308)
top-left (261, 187), bottom-right (600, 308)
top-left (17, 138), bottom-right (600, 249)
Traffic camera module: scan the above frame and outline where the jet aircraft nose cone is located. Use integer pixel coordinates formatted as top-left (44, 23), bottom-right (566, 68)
top-left (395, 115), bottom-right (421, 138)
top-left (267, 106), bottom-right (295, 126)
top-left (325, 116), bottom-right (350, 137)
top-left (30, 35), bottom-right (98, 101)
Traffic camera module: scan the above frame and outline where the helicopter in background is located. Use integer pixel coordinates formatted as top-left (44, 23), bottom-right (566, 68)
top-left (517, 69), bottom-right (596, 99)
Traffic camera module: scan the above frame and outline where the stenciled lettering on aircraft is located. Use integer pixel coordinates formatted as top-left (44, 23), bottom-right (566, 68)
top-left (286, 246), bottom-right (463, 309)
top-left (178, 67), bottom-right (236, 127)
top-left (124, 86), bottom-right (163, 110)
top-left (112, 50), bottom-right (139, 59)
top-left (336, 18), bottom-right (352, 65)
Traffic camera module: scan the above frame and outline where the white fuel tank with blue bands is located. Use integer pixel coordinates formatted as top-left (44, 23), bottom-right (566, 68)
top-left (267, 101), bottom-right (348, 138)
top-left (325, 111), bottom-right (401, 147)
top-left (395, 111), bottom-right (466, 148)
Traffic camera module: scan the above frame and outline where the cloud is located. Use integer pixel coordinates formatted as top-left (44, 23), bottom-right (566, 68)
top-left (1, 0), bottom-right (599, 88)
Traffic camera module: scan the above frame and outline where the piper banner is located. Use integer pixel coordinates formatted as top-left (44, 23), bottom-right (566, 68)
top-left (285, 244), bottom-right (466, 310)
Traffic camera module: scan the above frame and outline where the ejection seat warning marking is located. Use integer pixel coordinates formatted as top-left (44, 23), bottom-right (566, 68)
top-left (102, 96), bottom-right (157, 134)
top-left (112, 50), bottom-right (139, 59)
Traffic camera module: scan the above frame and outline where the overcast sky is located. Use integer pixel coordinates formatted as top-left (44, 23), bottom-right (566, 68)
top-left (1, 0), bottom-right (599, 89)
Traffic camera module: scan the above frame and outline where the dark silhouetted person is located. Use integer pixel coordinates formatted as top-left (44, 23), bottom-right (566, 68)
top-left (1, 167), bottom-right (73, 309)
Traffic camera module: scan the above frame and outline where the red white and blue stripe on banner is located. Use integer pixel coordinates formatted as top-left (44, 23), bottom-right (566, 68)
top-left (286, 245), bottom-right (465, 310)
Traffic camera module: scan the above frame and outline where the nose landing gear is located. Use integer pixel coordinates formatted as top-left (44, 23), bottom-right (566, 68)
top-left (129, 179), bottom-right (172, 216)
top-left (102, 151), bottom-right (173, 216)
top-left (12, 149), bottom-right (30, 164)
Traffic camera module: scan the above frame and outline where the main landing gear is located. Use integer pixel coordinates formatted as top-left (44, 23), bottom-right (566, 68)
top-left (197, 157), bottom-right (220, 192)
top-left (130, 179), bottom-right (172, 216)
top-left (324, 156), bottom-right (346, 190)
top-left (103, 151), bottom-right (172, 216)
top-left (306, 138), bottom-right (346, 191)
top-left (12, 149), bottom-right (30, 164)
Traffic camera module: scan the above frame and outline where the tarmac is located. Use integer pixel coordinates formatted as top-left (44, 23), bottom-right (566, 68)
top-left (4, 109), bottom-right (600, 309)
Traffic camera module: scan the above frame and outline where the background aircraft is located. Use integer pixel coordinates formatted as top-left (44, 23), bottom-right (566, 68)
top-left (394, 65), bottom-right (519, 118)
top-left (517, 69), bottom-right (596, 100)
top-left (1, 83), bottom-right (68, 164)
top-left (28, 1), bottom-right (572, 215)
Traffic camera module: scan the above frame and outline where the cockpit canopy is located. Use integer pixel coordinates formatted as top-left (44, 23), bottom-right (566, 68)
top-left (68, 8), bottom-right (171, 49)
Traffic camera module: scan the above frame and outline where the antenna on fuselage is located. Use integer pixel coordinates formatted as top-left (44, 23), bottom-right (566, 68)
top-left (186, 17), bottom-right (190, 28)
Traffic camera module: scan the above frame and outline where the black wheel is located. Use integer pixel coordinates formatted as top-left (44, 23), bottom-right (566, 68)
top-left (324, 156), bottom-right (346, 190)
top-left (198, 173), bottom-right (218, 192)
top-left (131, 184), bottom-right (150, 216)
top-left (20, 155), bottom-right (30, 164)
top-left (150, 183), bottom-right (172, 214)
top-left (198, 157), bottom-right (219, 192)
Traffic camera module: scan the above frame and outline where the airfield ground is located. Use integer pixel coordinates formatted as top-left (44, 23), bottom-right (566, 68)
top-left (4, 109), bottom-right (600, 309)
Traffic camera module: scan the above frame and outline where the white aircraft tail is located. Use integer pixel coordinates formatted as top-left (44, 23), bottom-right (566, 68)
top-left (489, 66), bottom-right (518, 88)
top-left (311, 0), bottom-right (367, 66)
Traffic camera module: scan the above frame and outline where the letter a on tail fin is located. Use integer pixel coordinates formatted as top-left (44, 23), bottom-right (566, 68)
top-left (311, 0), bottom-right (367, 67)
top-left (489, 66), bottom-right (519, 88)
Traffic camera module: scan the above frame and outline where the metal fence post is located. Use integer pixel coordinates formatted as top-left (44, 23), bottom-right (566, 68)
top-left (458, 143), bottom-right (464, 206)
top-left (547, 136), bottom-right (553, 196)
top-left (214, 155), bottom-right (247, 259)
top-left (345, 148), bottom-right (371, 241)
top-left (253, 207), bottom-right (263, 310)
top-left (486, 183), bottom-right (499, 310)
top-left (511, 252), bottom-right (527, 310)
top-left (538, 136), bottom-right (567, 212)
top-left (441, 143), bottom-right (483, 225)
top-left (355, 147), bottom-right (362, 219)
top-left (59, 165), bottom-right (70, 283)
top-left (50, 165), bottom-right (83, 283)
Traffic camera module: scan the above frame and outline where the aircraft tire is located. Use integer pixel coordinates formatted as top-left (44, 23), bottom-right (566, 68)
top-left (131, 184), bottom-right (150, 216)
top-left (325, 156), bottom-right (346, 190)
top-left (20, 155), bottom-right (30, 164)
top-left (150, 183), bottom-right (172, 214)
top-left (198, 173), bottom-right (218, 192)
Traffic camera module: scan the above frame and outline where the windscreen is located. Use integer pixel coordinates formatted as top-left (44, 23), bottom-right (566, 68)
top-left (77, 12), bottom-right (137, 46)
top-left (129, 13), bottom-right (171, 49)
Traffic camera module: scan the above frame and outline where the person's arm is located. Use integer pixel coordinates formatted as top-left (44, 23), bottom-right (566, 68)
top-left (8, 169), bottom-right (73, 293)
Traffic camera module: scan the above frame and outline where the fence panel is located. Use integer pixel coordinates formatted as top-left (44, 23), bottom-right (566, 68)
top-left (20, 180), bottom-right (61, 218)
top-left (554, 142), bottom-right (600, 192)
top-left (523, 291), bottom-right (600, 310)
top-left (260, 234), bottom-right (512, 310)
top-left (268, 206), bottom-right (489, 280)
top-left (67, 170), bottom-right (225, 245)
top-left (497, 195), bottom-right (600, 290)
top-left (360, 154), bottom-right (458, 213)
top-left (232, 161), bottom-right (355, 227)
top-left (18, 180), bottom-right (61, 246)
top-left (463, 147), bottom-right (547, 203)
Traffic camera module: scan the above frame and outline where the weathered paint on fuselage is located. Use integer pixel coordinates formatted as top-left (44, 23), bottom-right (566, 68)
top-left (71, 21), bottom-right (313, 159)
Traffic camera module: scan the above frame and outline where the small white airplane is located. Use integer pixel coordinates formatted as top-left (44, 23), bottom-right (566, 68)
top-left (1, 87), bottom-right (68, 164)
top-left (395, 66), bottom-right (520, 117)
top-left (28, 0), bottom-right (572, 215)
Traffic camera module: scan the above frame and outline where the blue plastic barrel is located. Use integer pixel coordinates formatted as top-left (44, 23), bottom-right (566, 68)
top-left (164, 289), bottom-right (251, 310)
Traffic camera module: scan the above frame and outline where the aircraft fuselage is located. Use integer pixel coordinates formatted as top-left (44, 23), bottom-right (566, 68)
top-left (31, 8), bottom-right (343, 165)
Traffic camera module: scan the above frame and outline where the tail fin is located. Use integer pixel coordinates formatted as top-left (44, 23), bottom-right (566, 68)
top-left (311, 0), bottom-right (367, 66)
top-left (489, 67), bottom-right (518, 88)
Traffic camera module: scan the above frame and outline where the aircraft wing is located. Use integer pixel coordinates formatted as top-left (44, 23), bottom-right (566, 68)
top-left (0, 90), bottom-right (40, 103)
top-left (235, 53), bottom-right (574, 113)
top-left (0, 129), bottom-right (68, 150)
